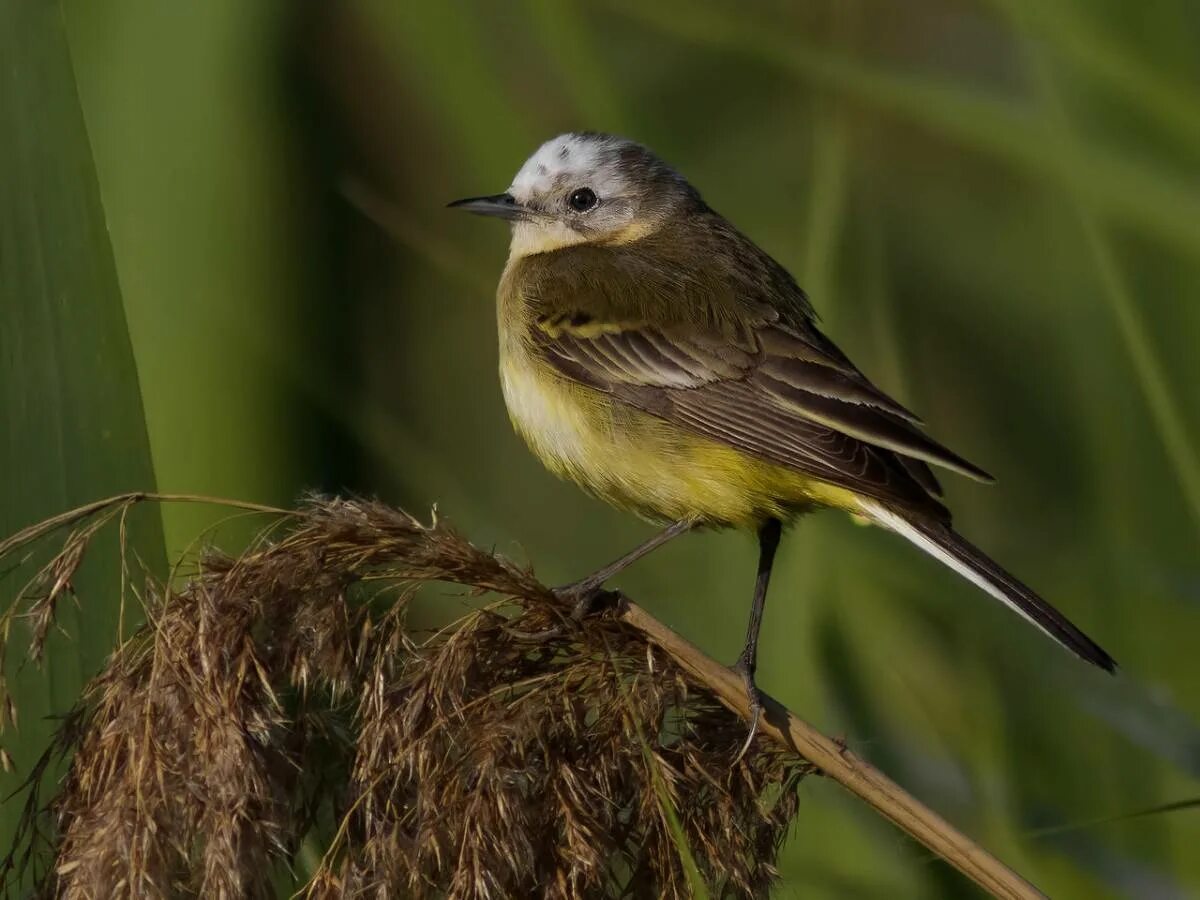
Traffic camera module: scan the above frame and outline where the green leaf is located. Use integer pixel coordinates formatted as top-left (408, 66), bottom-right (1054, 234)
top-left (605, 641), bottom-right (710, 899)
top-left (642, 745), bottom-right (712, 900)
top-left (0, 0), bottom-right (166, 864)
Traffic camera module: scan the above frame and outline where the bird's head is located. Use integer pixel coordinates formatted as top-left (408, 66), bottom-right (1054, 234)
top-left (449, 132), bottom-right (701, 257)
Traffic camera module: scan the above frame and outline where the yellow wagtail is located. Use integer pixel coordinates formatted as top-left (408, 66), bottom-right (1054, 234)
top-left (450, 132), bottom-right (1115, 744)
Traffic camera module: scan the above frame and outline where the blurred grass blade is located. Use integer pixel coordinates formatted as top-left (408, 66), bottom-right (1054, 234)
top-left (1025, 50), bottom-right (1200, 535)
top-left (801, 96), bottom-right (849, 312)
top-left (815, 612), bottom-right (982, 900)
top-left (986, 0), bottom-right (1200, 154)
top-left (605, 0), bottom-right (1200, 258)
top-left (365, 0), bottom-right (531, 171)
top-left (1077, 676), bottom-right (1200, 778)
top-left (1037, 828), bottom-right (1192, 900)
top-left (1028, 796), bottom-right (1200, 840)
top-left (527, 0), bottom-right (630, 133)
top-left (0, 0), bottom-right (166, 861)
top-left (1077, 217), bottom-right (1200, 535)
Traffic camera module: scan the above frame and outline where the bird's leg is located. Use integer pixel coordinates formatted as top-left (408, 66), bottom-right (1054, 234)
top-left (733, 517), bottom-right (782, 761)
top-left (509, 519), bottom-right (695, 643)
top-left (555, 518), bottom-right (695, 619)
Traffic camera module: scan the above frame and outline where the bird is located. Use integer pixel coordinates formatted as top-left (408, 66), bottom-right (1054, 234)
top-left (449, 131), bottom-right (1116, 747)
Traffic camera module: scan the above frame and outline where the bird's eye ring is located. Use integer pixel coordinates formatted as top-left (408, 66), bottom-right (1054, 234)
top-left (568, 187), bottom-right (598, 212)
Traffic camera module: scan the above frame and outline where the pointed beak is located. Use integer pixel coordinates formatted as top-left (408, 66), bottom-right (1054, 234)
top-left (446, 192), bottom-right (527, 221)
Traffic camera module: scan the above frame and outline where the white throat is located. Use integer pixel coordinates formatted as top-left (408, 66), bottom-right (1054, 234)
top-left (507, 220), bottom-right (590, 259)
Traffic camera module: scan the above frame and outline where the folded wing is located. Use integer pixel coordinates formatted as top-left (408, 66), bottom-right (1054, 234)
top-left (533, 316), bottom-right (993, 519)
top-left (517, 234), bottom-right (993, 520)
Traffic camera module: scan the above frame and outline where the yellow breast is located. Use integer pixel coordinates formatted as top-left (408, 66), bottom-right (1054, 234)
top-left (501, 344), bottom-right (861, 528)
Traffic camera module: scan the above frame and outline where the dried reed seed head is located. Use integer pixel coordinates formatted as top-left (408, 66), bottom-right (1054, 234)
top-left (1, 497), bottom-right (812, 899)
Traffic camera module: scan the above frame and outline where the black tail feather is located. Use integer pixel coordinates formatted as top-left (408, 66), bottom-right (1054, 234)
top-left (867, 503), bottom-right (1117, 672)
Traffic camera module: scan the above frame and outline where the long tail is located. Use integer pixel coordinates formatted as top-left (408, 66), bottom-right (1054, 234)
top-left (862, 501), bottom-right (1116, 672)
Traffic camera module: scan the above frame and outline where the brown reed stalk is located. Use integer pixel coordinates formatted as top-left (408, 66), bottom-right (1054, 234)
top-left (0, 493), bottom-right (1043, 899)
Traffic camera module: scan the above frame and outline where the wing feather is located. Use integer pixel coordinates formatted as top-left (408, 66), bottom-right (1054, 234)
top-left (667, 381), bottom-right (938, 509)
top-left (516, 236), bottom-right (992, 518)
top-left (898, 456), bottom-right (945, 498)
top-left (757, 356), bottom-right (921, 423)
top-left (751, 372), bottom-right (992, 482)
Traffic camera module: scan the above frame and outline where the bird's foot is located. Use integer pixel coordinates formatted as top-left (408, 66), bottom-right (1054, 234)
top-left (731, 655), bottom-right (764, 764)
top-left (554, 579), bottom-right (621, 622)
top-left (505, 580), bottom-right (618, 642)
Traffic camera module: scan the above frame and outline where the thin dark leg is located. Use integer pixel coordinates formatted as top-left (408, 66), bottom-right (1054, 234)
top-left (509, 519), bottom-right (695, 642)
top-left (733, 517), bottom-right (782, 759)
top-left (557, 518), bottom-right (694, 616)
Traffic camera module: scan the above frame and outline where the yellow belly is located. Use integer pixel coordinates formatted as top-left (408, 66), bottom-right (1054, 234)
top-left (499, 347), bottom-right (861, 529)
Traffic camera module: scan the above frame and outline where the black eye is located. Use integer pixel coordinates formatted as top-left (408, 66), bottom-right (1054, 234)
top-left (568, 187), bottom-right (598, 212)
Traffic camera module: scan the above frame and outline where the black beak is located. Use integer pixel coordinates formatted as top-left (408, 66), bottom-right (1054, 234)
top-left (446, 192), bottom-right (526, 221)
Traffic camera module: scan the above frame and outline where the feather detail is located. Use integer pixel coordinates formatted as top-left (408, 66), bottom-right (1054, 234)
top-left (503, 218), bottom-right (993, 520)
top-left (861, 501), bottom-right (1115, 671)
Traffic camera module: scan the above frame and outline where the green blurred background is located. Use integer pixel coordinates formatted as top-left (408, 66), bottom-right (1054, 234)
top-left (3, 1), bottom-right (1199, 896)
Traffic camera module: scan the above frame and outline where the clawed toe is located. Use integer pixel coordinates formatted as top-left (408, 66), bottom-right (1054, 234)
top-left (553, 582), bottom-right (619, 621)
top-left (508, 583), bottom-right (618, 643)
top-left (732, 658), bottom-right (764, 763)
